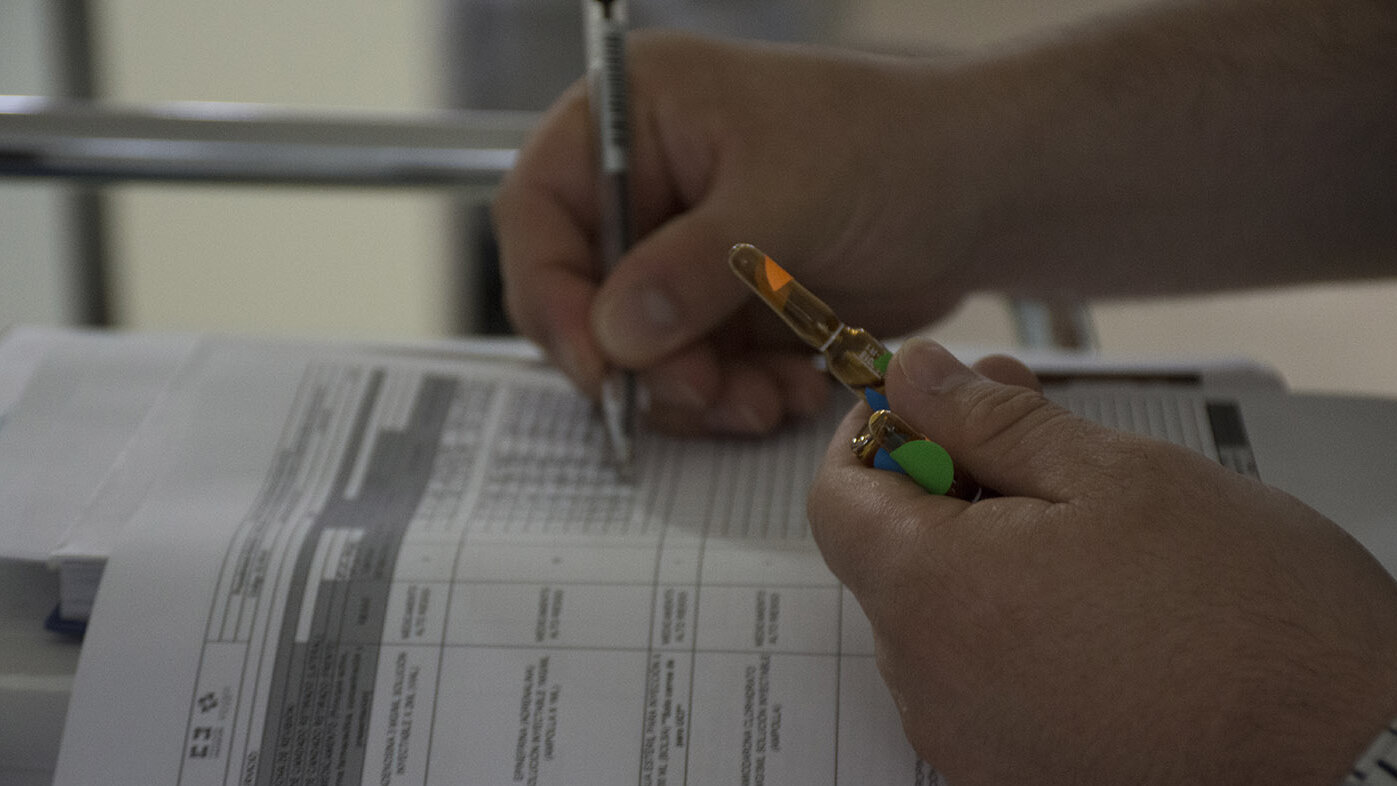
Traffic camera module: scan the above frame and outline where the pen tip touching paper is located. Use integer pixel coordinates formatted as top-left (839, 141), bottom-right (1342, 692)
top-left (600, 368), bottom-right (638, 478)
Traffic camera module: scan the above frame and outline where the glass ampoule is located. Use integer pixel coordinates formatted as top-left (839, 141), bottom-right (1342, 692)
top-left (727, 243), bottom-right (890, 401)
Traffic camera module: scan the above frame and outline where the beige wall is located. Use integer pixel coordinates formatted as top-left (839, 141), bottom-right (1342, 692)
top-left (91, 2), bottom-right (1397, 396)
top-left (0, 2), bottom-right (83, 326)
top-left (95, 1), bottom-right (454, 340)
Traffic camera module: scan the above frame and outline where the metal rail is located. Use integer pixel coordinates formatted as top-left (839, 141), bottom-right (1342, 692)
top-left (0, 95), bottom-right (1097, 349)
top-left (0, 96), bottom-right (534, 188)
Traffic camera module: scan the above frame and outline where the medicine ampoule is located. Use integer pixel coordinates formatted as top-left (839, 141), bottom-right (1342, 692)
top-left (851, 409), bottom-right (982, 500)
top-left (727, 243), bottom-right (890, 402)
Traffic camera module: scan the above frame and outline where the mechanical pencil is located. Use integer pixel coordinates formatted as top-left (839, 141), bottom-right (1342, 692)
top-left (584, 0), bottom-right (637, 475)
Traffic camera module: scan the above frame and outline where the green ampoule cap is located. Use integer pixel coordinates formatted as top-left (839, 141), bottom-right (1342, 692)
top-left (888, 440), bottom-right (956, 495)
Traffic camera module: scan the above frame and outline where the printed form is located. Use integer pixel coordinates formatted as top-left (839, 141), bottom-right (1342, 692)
top-left (54, 340), bottom-right (931, 786)
top-left (55, 341), bottom-right (1260, 785)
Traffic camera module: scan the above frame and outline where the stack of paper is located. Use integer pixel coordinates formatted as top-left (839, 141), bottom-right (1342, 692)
top-left (0, 327), bottom-right (196, 622)
top-left (5, 327), bottom-right (1397, 784)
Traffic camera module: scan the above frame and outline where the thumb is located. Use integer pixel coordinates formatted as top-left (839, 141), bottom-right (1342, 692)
top-left (589, 206), bottom-right (750, 367)
top-left (885, 338), bottom-right (1134, 502)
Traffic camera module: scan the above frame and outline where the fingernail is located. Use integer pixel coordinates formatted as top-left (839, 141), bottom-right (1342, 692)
top-left (896, 337), bottom-right (977, 393)
top-left (596, 284), bottom-right (679, 355)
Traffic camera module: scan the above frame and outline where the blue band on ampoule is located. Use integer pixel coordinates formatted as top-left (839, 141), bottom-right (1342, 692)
top-left (863, 387), bottom-right (890, 411)
top-left (873, 449), bottom-right (902, 473)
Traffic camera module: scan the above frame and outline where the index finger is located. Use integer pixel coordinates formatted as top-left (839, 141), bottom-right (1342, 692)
top-left (493, 81), bottom-right (609, 390)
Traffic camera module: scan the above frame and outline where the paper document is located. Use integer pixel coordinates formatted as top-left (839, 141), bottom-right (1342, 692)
top-left (55, 340), bottom-right (928, 785)
top-left (54, 337), bottom-right (1388, 785)
top-left (0, 326), bottom-right (195, 563)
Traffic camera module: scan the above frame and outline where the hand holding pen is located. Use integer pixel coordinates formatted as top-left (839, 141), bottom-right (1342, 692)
top-left (493, 37), bottom-right (960, 439)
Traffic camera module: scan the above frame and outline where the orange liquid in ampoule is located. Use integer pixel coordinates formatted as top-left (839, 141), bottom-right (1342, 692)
top-left (727, 244), bottom-right (889, 391)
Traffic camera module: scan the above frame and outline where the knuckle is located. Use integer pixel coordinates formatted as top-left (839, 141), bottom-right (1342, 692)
top-left (959, 384), bottom-right (1072, 456)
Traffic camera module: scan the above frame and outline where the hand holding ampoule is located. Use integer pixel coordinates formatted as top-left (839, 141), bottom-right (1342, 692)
top-left (728, 243), bottom-right (983, 500)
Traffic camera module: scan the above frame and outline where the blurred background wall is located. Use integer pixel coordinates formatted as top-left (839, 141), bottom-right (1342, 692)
top-left (0, 3), bottom-right (85, 326)
top-left (3, 0), bottom-right (1395, 396)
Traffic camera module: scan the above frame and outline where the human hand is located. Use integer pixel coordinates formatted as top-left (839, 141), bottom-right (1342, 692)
top-left (493, 33), bottom-right (994, 435)
top-left (809, 337), bottom-right (1397, 784)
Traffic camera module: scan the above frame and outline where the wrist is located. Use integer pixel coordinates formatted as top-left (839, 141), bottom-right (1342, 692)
top-left (856, 55), bottom-right (1022, 300)
top-left (1228, 632), bottom-right (1397, 784)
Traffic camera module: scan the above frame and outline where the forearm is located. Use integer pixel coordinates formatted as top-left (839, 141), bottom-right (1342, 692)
top-left (929, 0), bottom-right (1397, 298)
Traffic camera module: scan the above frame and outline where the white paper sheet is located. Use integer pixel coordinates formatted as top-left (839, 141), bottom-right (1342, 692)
top-left (55, 335), bottom-right (1377, 786)
top-left (0, 326), bottom-right (195, 562)
top-left (55, 340), bottom-right (928, 786)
